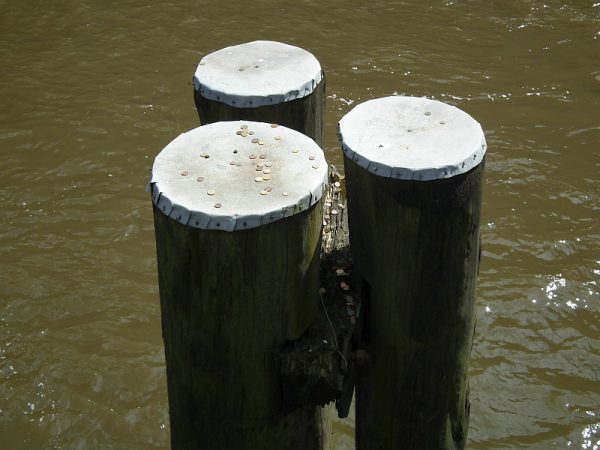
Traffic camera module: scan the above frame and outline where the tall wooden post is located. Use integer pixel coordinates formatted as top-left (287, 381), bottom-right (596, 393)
top-left (193, 40), bottom-right (325, 146)
top-left (151, 121), bottom-right (328, 450)
top-left (338, 96), bottom-right (486, 450)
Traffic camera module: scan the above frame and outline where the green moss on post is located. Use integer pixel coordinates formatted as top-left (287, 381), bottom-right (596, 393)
top-left (339, 96), bottom-right (487, 450)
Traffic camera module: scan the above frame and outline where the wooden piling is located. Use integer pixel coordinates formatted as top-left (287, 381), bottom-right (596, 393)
top-left (150, 121), bottom-right (328, 450)
top-left (193, 40), bottom-right (325, 146)
top-left (338, 96), bottom-right (487, 450)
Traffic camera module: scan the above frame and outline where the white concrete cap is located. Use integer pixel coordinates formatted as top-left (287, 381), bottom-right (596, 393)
top-left (193, 40), bottom-right (323, 108)
top-left (151, 121), bottom-right (328, 231)
top-left (338, 96), bottom-right (487, 180)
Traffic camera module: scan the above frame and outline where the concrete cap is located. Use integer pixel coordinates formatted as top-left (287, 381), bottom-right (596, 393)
top-left (338, 96), bottom-right (487, 180)
top-left (193, 40), bottom-right (323, 108)
top-left (150, 121), bottom-right (328, 231)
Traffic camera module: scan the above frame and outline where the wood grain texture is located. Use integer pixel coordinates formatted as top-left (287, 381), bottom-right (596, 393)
top-left (194, 76), bottom-right (325, 147)
top-left (153, 202), bottom-right (323, 450)
top-left (344, 156), bottom-right (485, 450)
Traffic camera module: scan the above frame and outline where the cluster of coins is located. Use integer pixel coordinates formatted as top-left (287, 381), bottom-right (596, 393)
top-left (235, 123), bottom-right (256, 138)
top-left (236, 124), bottom-right (279, 196)
top-left (177, 122), bottom-right (323, 209)
top-left (250, 155), bottom-right (281, 196)
top-left (318, 166), bottom-right (357, 323)
top-left (319, 262), bottom-right (357, 325)
top-left (322, 178), bottom-right (344, 254)
top-left (334, 267), bottom-right (357, 324)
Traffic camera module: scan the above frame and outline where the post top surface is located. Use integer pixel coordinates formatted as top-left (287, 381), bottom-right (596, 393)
top-left (150, 121), bottom-right (328, 231)
top-left (338, 96), bottom-right (487, 180)
top-left (193, 40), bottom-right (323, 108)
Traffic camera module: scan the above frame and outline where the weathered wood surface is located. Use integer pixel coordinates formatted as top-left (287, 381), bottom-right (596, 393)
top-left (339, 96), bottom-right (486, 450)
top-left (345, 158), bottom-right (484, 450)
top-left (153, 203), bottom-right (324, 450)
top-left (195, 80), bottom-right (324, 147)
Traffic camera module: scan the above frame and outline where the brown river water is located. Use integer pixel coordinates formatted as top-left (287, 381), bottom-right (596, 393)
top-left (1, 1), bottom-right (599, 448)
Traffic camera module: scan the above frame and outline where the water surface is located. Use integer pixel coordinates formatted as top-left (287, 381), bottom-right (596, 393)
top-left (1, 1), bottom-right (599, 448)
